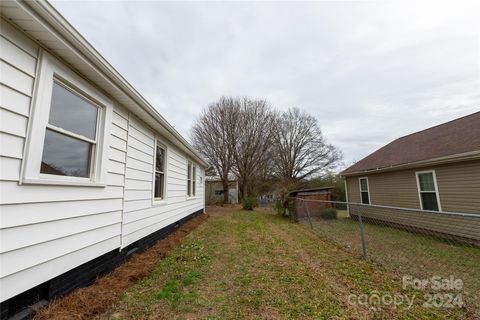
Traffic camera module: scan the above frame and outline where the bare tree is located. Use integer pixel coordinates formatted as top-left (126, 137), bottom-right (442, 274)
top-left (193, 99), bottom-right (340, 203)
top-left (191, 97), bottom-right (239, 203)
top-left (233, 98), bottom-right (277, 199)
top-left (273, 107), bottom-right (342, 181)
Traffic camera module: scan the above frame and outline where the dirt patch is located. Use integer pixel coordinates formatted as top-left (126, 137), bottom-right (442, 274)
top-left (34, 213), bottom-right (209, 320)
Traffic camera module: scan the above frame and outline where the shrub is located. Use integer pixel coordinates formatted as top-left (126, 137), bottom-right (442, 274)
top-left (242, 197), bottom-right (258, 210)
top-left (320, 207), bottom-right (337, 220)
top-left (287, 198), bottom-right (298, 222)
top-left (274, 199), bottom-right (286, 215)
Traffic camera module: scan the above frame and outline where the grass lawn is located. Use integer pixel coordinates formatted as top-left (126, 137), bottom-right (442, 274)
top-left (101, 207), bottom-right (473, 319)
top-left (305, 210), bottom-right (480, 316)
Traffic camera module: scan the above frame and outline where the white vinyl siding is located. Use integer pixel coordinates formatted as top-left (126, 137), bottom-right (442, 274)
top-left (0, 17), bottom-right (205, 303)
top-left (0, 21), bottom-right (124, 302)
top-left (122, 116), bottom-right (204, 248)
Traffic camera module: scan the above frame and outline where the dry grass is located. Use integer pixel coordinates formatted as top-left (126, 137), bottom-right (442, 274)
top-left (35, 207), bottom-right (474, 319)
top-left (34, 213), bottom-right (209, 320)
top-left (305, 212), bottom-right (480, 317)
top-left (100, 207), bottom-right (467, 319)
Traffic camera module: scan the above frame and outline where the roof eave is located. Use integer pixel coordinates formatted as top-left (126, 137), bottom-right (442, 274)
top-left (14, 0), bottom-right (209, 168)
top-left (341, 150), bottom-right (480, 177)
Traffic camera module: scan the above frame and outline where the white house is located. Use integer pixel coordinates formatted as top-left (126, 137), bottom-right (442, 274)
top-left (0, 1), bottom-right (208, 318)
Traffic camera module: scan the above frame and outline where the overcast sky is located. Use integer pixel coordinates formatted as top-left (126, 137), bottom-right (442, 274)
top-left (52, 0), bottom-right (480, 168)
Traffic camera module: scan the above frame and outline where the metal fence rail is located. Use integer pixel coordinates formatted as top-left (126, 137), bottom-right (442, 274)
top-left (289, 197), bottom-right (480, 315)
top-left (290, 197), bottom-right (480, 251)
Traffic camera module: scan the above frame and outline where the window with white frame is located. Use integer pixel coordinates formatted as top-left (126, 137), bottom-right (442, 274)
top-left (187, 161), bottom-right (196, 197)
top-left (40, 81), bottom-right (99, 178)
top-left (154, 142), bottom-right (166, 200)
top-left (359, 177), bottom-right (370, 204)
top-left (416, 171), bottom-right (441, 211)
top-left (192, 165), bottom-right (196, 196)
top-left (22, 51), bottom-right (111, 186)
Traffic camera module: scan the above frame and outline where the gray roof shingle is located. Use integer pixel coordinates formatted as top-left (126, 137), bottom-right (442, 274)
top-left (341, 111), bottom-right (480, 175)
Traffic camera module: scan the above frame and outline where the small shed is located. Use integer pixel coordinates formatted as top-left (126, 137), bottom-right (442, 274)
top-left (205, 175), bottom-right (239, 204)
top-left (289, 187), bottom-right (334, 218)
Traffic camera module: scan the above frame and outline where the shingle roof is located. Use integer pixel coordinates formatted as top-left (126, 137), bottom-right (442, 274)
top-left (289, 187), bottom-right (335, 197)
top-left (341, 111), bottom-right (480, 175)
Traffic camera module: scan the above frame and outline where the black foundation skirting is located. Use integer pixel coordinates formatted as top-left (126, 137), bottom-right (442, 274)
top-left (0, 209), bottom-right (204, 320)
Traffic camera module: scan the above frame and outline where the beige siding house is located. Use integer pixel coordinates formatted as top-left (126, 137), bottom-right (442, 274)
top-left (345, 160), bottom-right (480, 214)
top-left (341, 112), bottom-right (480, 241)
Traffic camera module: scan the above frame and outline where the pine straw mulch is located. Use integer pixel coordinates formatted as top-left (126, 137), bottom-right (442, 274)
top-left (34, 213), bottom-right (209, 320)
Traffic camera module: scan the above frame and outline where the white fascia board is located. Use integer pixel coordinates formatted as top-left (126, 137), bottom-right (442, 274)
top-left (14, 0), bottom-right (208, 168)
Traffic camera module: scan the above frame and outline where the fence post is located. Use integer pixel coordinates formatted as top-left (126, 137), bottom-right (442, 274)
top-left (357, 208), bottom-right (367, 259)
top-left (303, 198), bottom-right (314, 229)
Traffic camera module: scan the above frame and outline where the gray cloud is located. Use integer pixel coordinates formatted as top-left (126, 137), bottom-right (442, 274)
top-left (52, 0), bottom-right (480, 169)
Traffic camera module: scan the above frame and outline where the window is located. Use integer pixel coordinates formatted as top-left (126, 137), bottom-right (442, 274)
top-left (215, 190), bottom-right (224, 195)
top-left (187, 161), bottom-right (192, 196)
top-left (154, 143), bottom-right (166, 199)
top-left (40, 82), bottom-right (99, 178)
top-left (192, 165), bottom-right (196, 196)
top-left (187, 161), bottom-right (196, 197)
top-left (22, 51), bottom-right (111, 186)
top-left (416, 171), bottom-right (441, 211)
top-left (359, 177), bottom-right (370, 204)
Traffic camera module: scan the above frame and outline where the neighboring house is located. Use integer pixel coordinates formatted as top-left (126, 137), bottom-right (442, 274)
top-left (341, 112), bottom-right (480, 242)
top-left (0, 2), bottom-right (208, 318)
top-left (205, 175), bottom-right (238, 204)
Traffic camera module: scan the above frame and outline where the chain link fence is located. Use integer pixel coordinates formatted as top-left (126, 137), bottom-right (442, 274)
top-left (289, 197), bottom-right (480, 316)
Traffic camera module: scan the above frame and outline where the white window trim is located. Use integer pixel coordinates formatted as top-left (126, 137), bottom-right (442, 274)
top-left (192, 164), bottom-right (196, 197)
top-left (186, 160), bottom-right (197, 200)
top-left (21, 50), bottom-right (112, 187)
top-left (358, 177), bottom-right (371, 205)
top-left (152, 138), bottom-right (168, 205)
top-left (415, 170), bottom-right (442, 212)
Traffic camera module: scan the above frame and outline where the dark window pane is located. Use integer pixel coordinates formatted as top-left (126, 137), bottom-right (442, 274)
top-left (418, 173), bottom-right (435, 192)
top-left (187, 162), bottom-right (192, 196)
top-left (49, 82), bottom-right (98, 139)
top-left (156, 146), bottom-right (164, 172)
top-left (360, 178), bottom-right (368, 192)
top-left (41, 129), bottom-right (91, 177)
top-left (421, 192), bottom-right (439, 211)
top-left (192, 166), bottom-right (196, 196)
top-left (361, 191), bottom-right (370, 204)
top-left (154, 172), bottom-right (164, 198)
